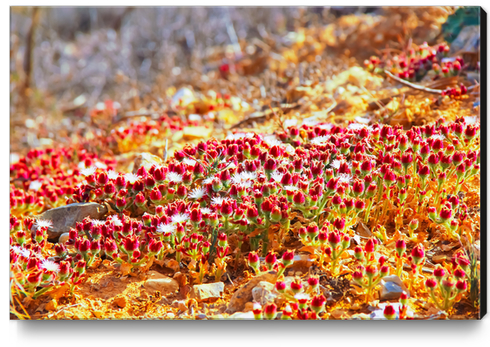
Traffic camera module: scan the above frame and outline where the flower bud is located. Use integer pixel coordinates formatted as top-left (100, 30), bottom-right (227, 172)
top-left (263, 303), bottom-right (277, 320)
top-left (383, 304), bottom-right (396, 320)
top-left (310, 295), bottom-right (326, 314)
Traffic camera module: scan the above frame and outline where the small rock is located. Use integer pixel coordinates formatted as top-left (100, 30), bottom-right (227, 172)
top-left (143, 271), bottom-right (179, 295)
top-left (58, 232), bottom-right (70, 244)
top-left (190, 282), bottom-right (225, 302)
top-left (243, 302), bottom-right (254, 312)
top-left (379, 275), bottom-right (409, 301)
top-left (227, 311), bottom-right (255, 320)
top-left (132, 152), bottom-right (163, 174)
top-left (114, 296), bottom-right (127, 308)
top-left (166, 312), bottom-right (176, 319)
top-left (36, 202), bottom-right (108, 240)
top-left (196, 313), bottom-right (207, 320)
top-left (172, 300), bottom-right (188, 312)
top-left (356, 222), bottom-right (372, 237)
top-left (226, 271), bottom-right (277, 314)
top-left (252, 281), bottom-right (277, 305)
top-left (183, 126), bottom-right (212, 141)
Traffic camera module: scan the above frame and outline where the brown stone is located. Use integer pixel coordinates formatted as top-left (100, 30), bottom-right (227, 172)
top-left (226, 271), bottom-right (277, 314)
top-left (36, 202), bottom-right (107, 240)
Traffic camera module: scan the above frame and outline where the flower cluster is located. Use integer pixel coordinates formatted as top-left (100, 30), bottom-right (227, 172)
top-left (364, 42), bottom-right (468, 82)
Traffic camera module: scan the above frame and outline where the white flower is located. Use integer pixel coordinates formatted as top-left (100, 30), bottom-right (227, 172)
top-left (263, 135), bottom-right (282, 147)
top-left (311, 136), bottom-right (329, 145)
top-left (166, 172), bottom-right (183, 183)
top-left (110, 215), bottom-right (123, 227)
top-left (125, 173), bottom-right (141, 184)
top-left (464, 116), bottom-right (478, 125)
top-left (284, 144), bottom-right (296, 155)
top-left (28, 180), bottom-right (43, 192)
top-left (10, 246), bottom-right (21, 255)
top-left (202, 176), bottom-right (215, 185)
top-left (81, 166), bottom-right (96, 176)
top-left (34, 219), bottom-right (53, 230)
top-left (171, 213), bottom-right (189, 224)
top-left (200, 207), bottom-right (213, 215)
top-left (338, 173), bottom-right (352, 184)
top-left (271, 172), bottom-right (284, 183)
top-left (253, 302), bottom-right (262, 310)
top-left (91, 219), bottom-right (106, 226)
top-left (156, 223), bottom-right (176, 234)
top-left (95, 162), bottom-right (107, 169)
top-left (301, 116), bottom-right (320, 127)
top-left (283, 185), bottom-right (299, 191)
top-left (238, 181), bottom-right (252, 189)
top-left (231, 173), bottom-right (243, 185)
top-left (241, 171), bottom-right (257, 181)
top-left (107, 170), bottom-right (119, 180)
top-left (317, 123), bottom-right (334, 130)
top-left (283, 119), bottom-right (298, 129)
top-left (183, 158), bottom-right (197, 166)
top-left (189, 187), bottom-right (206, 199)
top-left (330, 160), bottom-right (341, 169)
top-left (39, 259), bottom-right (59, 273)
top-left (430, 134), bottom-right (445, 141)
top-left (294, 293), bottom-right (310, 301)
top-left (226, 132), bottom-right (247, 140)
top-left (348, 123), bottom-right (366, 131)
top-left (211, 196), bottom-right (226, 205)
top-left (41, 259), bottom-right (60, 272)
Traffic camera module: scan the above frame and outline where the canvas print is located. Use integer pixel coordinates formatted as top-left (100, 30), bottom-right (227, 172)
top-left (9, 6), bottom-right (483, 320)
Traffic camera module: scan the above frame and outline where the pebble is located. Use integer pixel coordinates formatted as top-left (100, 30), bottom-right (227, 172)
top-left (252, 281), bottom-right (277, 305)
top-left (379, 275), bottom-right (409, 301)
top-left (132, 152), bottom-right (163, 174)
top-left (36, 202), bottom-right (108, 240)
top-left (58, 232), bottom-right (70, 244)
top-left (226, 271), bottom-right (277, 314)
top-left (190, 282), bottom-right (225, 302)
top-left (227, 311), bottom-right (255, 320)
top-left (143, 271), bottom-right (179, 295)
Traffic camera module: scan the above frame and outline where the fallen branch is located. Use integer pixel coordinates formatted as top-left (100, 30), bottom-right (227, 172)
top-left (384, 70), bottom-right (443, 95)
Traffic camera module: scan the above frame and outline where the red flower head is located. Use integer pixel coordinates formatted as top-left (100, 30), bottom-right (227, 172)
top-left (411, 245), bottom-right (425, 265)
top-left (332, 217), bottom-right (345, 231)
top-left (395, 239), bottom-right (406, 257)
top-left (456, 280), bottom-right (467, 292)
top-left (328, 232), bottom-right (341, 249)
top-left (453, 267), bottom-right (465, 279)
top-left (264, 303), bottom-right (277, 320)
top-left (365, 238), bottom-right (375, 254)
top-left (439, 207), bottom-right (452, 222)
top-left (275, 281), bottom-right (286, 293)
top-left (123, 236), bottom-right (139, 252)
top-left (148, 239), bottom-right (163, 254)
top-left (383, 304), bottom-right (396, 320)
top-left (310, 295), bottom-right (327, 314)
top-left (265, 252), bottom-right (277, 270)
top-left (354, 246), bottom-right (364, 260)
top-left (425, 278), bottom-right (437, 289)
top-left (281, 250), bottom-right (294, 267)
top-left (290, 278), bottom-right (303, 294)
top-left (293, 191), bottom-right (305, 206)
top-left (307, 276), bottom-right (319, 290)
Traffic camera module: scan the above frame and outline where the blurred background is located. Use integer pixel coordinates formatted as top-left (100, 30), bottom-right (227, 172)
top-left (10, 6), bottom-right (468, 154)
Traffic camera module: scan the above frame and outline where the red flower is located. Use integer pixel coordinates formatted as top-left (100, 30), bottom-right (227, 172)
top-left (383, 304), bottom-right (396, 320)
top-left (411, 245), bottom-right (425, 265)
top-left (425, 278), bottom-right (437, 289)
top-left (310, 295), bottom-right (326, 314)
top-left (123, 236), bottom-right (139, 252)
